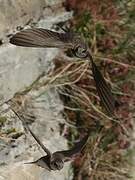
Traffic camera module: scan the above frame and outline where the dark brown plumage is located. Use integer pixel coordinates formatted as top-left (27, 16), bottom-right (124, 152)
top-left (25, 127), bottom-right (89, 171)
top-left (88, 53), bottom-right (115, 116)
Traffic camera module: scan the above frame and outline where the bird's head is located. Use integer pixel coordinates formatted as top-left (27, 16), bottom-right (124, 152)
top-left (50, 153), bottom-right (64, 170)
top-left (50, 158), bottom-right (64, 170)
top-left (74, 43), bottom-right (88, 58)
top-left (73, 35), bottom-right (88, 58)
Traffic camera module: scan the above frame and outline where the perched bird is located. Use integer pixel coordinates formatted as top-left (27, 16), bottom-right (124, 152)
top-left (10, 28), bottom-right (115, 115)
top-left (25, 125), bottom-right (89, 171)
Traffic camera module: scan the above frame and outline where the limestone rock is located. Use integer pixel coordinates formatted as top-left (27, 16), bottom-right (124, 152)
top-left (0, 1), bottom-right (73, 179)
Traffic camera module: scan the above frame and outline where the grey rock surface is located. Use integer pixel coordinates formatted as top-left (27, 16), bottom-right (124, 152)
top-left (0, 0), bottom-right (66, 39)
top-left (0, 1), bottom-right (73, 180)
top-left (0, 90), bottom-right (72, 180)
top-left (0, 44), bottom-right (58, 104)
top-left (0, 0), bottom-right (45, 39)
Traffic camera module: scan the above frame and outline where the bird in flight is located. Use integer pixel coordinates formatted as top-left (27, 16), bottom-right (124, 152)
top-left (24, 125), bottom-right (89, 171)
top-left (10, 28), bottom-right (115, 115)
top-left (11, 106), bottom-right (89, 171)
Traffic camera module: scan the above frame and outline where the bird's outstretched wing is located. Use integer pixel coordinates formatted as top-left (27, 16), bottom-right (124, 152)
top-left (25, 156), bottom-right (51, 170)
top-left (54, 134), bottom-right (89, 161)
top-left (10, 108), bottom-right (52, 157)
top-left (27, 127), bottom-right (52, 157)
top-left (10, 28), bottom-right (74, 48)
top-left (88, 53), bottom-right (115, 115)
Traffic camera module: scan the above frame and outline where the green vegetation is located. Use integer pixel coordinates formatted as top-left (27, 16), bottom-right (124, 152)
top-left (0, 116), bottom-right (7, 127)
top-left (57, 0), bottom-right (135, 179)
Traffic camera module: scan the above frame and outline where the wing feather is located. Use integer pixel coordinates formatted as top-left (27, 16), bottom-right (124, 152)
top-left (56, 134), bottom-right (89, 161)
top-left (91, 58), bottom-right (115, 115)
top-left (10, 28), bottom-right (74, 48)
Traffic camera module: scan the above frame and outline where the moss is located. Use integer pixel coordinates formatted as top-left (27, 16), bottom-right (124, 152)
top-left (11, 132), bottom-right (24, 139)
top-left (5, 128), bottom-right (16, 135)
top-left (0, 116), bottom-right (7, 127)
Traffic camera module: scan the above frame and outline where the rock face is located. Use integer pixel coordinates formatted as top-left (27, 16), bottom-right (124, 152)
top-left (0, 1), bottom-right (73, 180)
top-left (0, 0), bottom-right (44, 37)
top-left (0, 0), bottom-right (65, 39)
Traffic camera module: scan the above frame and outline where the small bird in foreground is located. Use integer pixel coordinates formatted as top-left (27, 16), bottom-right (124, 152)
top-left (10, 28), bottom-right (115, 115)
top-left (25, 126), bottom-right (89, 171)
top-left (10, 103), bottom-right (89, 171)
